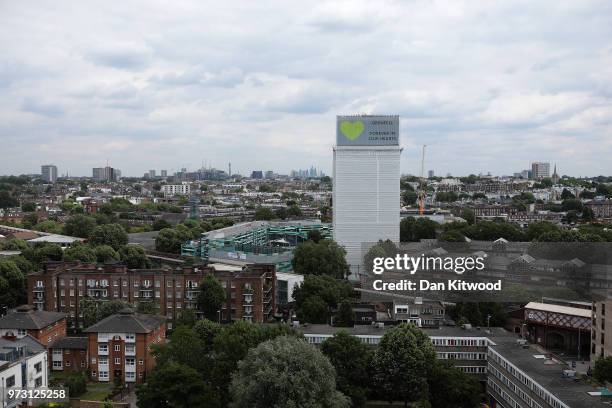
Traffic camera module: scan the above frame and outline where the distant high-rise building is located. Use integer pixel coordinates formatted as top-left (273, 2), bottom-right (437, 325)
top-left (551, 164), bottom-right (560, 184)
top-left (149, 170), bottom-right (156, 178)
top-left (333, 115), bottom-right (401, 279)
top-left (531, 162), bottom-right (550, 180)
top-left (265, 170), bottom-right (274, 179)
top-left (251, 171), bottom-right (263, 179)
top-left (93, 166), bottom-right (119, 182)
top-left (41, 165), bottom-right (58, 183)
top-left (228, 163), bottom-right (232, 177)
top-left (428, 170), bottom-right (434, 179)
top-left (161, 170), bottom-right (167, 177)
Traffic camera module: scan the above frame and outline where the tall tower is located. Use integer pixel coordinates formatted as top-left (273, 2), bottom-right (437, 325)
top-left (333, 115), bottom-right (402, 280)
top-left (228, 162), bottom-right (232, 178)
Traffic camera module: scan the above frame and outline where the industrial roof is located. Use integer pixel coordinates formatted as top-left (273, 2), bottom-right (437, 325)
top-left (524, 302), bottom-right (592, 318)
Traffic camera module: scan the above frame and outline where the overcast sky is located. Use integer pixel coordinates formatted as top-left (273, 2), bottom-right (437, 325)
top-left (1, 0), bottom-right (611, 177)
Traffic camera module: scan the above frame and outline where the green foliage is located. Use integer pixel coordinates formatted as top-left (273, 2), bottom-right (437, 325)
top-left (335, 300), bottom-right (355, 327)
top-left (119, 245), bottom-right (151, 269)
top-left (400, 217), bottom-right (438, 242)
top-left (0, 191), bottom-right (19, 209)
top-left (428, 361), bottom-right (483, 408)
top-left (321, 331), bottom-right (372, 407)
top-left (293, 275), bottom-right (355, 324)
top-left (594, 356), bottom-right (612, 383)
top-left (136, 301), bottom-right (159, 315)
top-left (152, 219), bottom-right (172, 231)
top-left (88, 224), bottom-right (128, 250)
top-left (175, 309), bottom-right (197, 328)
top-left (439, 229), bottom-right (466, 242)
top-left (292, 239), bottom-right (349, 279)
top-left (254, 206), bottom-right (275, 220)
top-left (230, 336), bottom-right (349, 408)
top-left (63, 243), bottom-right (97, 263)
top-left (63, 215), bottom-right (97, 238)
top-left (435, 191), bottom-right (458, 202)
top-left (372, 324), bottom-right (436, 404)
top-left (155, 228), bottom-right (188, 253)
top-left (65, 373), bottom-right (87, 397)
top-left (561, 198), bottom-right (584, 212)
top-left (94, 245), bottom-right (120, 263)
top-left (402, 190), bottom-right (417, 206)
top-left (21, 213), bottom-right (39, 229)
top-left (33, 220), bottom-right (62, 234)
top-left (21, 243), bottom-right (63, 266)
top-left (21, 202), bottom-right (36, 212)
top-left (136, 362), bottom-right (221, 408)
top-left (0, 259), bottom-right (26, 307)
top-left (80, 299), bottom-right (129, 328)
top-left (197, 275), bottom-right (226, 320)
top-left (525, 221), bottom-right (560, 241)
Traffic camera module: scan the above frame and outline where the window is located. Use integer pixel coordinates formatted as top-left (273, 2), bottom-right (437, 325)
top-left (167, 281), bottom-right (172, 287)
top-left (17, 329), bottom-right (26, 336)
top-left (99, 357), bottom-right (108, 365)
top-left (66, 361), bottom-right (71, 367)
top-left (91, 357), bottom-right (97, 364)
top-left (126, 372), bottom-right (135, 380)
top-left (122, 281), bottom-right (127, 287)
top-left (35, 362), bottom-right (42, 373)
top-left (6, 375), bottom-right (15, 387)
top-left (139, 359), bottom-right (144, 365)
top-left (35, 377), bottom-right (43, 387)
top-left (114, 344), bottom-right (121, 352)
top-left (126, 333), bottom-right (135, 341)
top-left (125, 345), bottom-right (135, 354)
top-left (98, 344), bottom-right (108, 353)
top-left (114, 357), bottom-right (121, 365)
top-left (92, 370), bottom-right (97, 377)
top-left (81, 361), bottom-right (85, 367)
top-left (138, 372), bottom-right (143, 378)
top-left (126, 358), bottom-right (135, 366)
top-left (99, 371), bottom-right (109, 379)
top-left (53, 361), bottom-right (63, 368)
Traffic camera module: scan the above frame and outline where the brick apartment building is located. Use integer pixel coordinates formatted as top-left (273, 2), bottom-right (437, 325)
top-left (0, 305), bottom-right (66, 346)
top-left (49, 336), bottom-right (88, 372)
top-left (84, 308), bottom-right (166, 384)
top-left (27, 261), bottom-right (276, 330)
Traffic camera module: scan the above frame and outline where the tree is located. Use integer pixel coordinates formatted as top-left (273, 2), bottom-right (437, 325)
top-left (0, 259), bottom-right (26, 308)
top-left (461, 208), bottom-right (475, 225)
top-left (427, 361), bottom-right (483, 408)
top-left (119, 245), bottom-right (151, 269)
top-left (372, 324), bottom-right (436, 405)
top-left (400, 217), bottom-right (437, 242)
top-left (136, 301), bottom-right (159, 315)
top-left (582, 206), bottom-right (595, 221)
top-left (321, 331), bottom-right (372, 407)
top-left (155, 228), bottom-right (185, 253)
top-left (89, 224), bottom-right (128, 250)
top-left (152, 219), bottom-right (172, 231)
top-left (21, 202), bottom-right (36, 212)
top-left (0, 191), bottom-right (19, 209)
top-left (254, 207), bottom-right (275, 220)
top-left (526, 221), bottom-right (560, 241)
top-left (98, 300), bottom-right (130, 321)
top-left (65, 373), bottom-right (87, 397)
top-left (335, 300), bottom-right (355, 327)
top-left (176, 309), bottom-right (197, 328)
top-left (561, 199), bottom-right (584, 212)
top-left (80, 298), bottom-right (99, 328)
top-left (193, 319), bottom-right (222, 352)
top-left (63, 215), bottom-right (97, 238)
top-left (307, 229), bottom-right (323, 244)
top-left (136, 362), bottom-right (221, 408)
top-left (21, 213), bottom-right (39, 229)
top-left (561, 188), bottom-right (575, 199)
top-left (402, 190), bottom-right (417, 206)
top-left (439, 230), bottom-right (465, 242)
top-left (230, 336), bottom-right (349, 408)
top-left (287, 205), bottom-right (302, 217)
top-left (94, 245), bottom-right (120, 263)
top-left (197, 275), bottom-right (225, 320)
top-left (153, 326), bottom-right (210, 373)
top-left (292, 239), bottom-right (349, 279)
top-left (33, 220), bottom-right (62, 234)
top-left (293, 275), bottom-right (355, 324)
top-left (594, 356), bottom-right (612, 384)
top-left (63, 243), bottom-right (97, 263)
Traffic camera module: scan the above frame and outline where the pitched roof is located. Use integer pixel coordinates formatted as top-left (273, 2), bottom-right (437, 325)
top-left (50, 336), bottom-right (88, 350)
top-left (83, 309), bottom-right (165, 334)
top-left (0, 306), bottom-right (66, 330)
top-left (524, 302), bottom-right (591, 318)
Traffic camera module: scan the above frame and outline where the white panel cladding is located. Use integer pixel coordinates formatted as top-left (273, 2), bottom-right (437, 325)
top-left (333, 146), bottom-right (401, 278)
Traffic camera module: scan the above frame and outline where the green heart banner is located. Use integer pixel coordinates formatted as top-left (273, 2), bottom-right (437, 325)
top-left (340, 120), bottom-right (365, 141)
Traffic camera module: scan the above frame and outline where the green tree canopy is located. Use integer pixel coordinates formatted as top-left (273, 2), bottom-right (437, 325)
top-left (230, 336), bottom-right (349, 408)
top-left (372, 324), bottom-right (437, 405)
top-left (63, 215), bottom-right (97, 238)
top-left (197, 275), bottom-right (225, 320)
top-left (119, 245), bottom-right (151, 269)
top-left (63, 243), bottom-right (97, 263)
top-left (427, 361), bottom-right (484, 408)
top-left (400, 217), bottom-right (438, 242)
top-left (88, 224), bottom-right (128, 250)
top-left (292, 239), bottom-right (349, 279)
top-left (94, 245), bottom-right (120, 263)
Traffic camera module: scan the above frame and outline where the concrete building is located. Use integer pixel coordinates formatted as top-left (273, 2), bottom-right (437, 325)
top-left (84, 309), bottom-right (166, 384)
top-left (0, 337), bottom-right (49, 408)
top-left (592, 300), bottom-right (612, 360)
top-left (333, 115), bottom-right (401, 279)
top-left (427, 170), bottom-right (434, 179)
top-left (41, 165), bottom-right (58, 183)
top-left (531, 162), bottom-right (550, 180)
top-left (92, 166), bottom-right (119, 182)
top-left (27, 262), bottom-right (276, 329)
top-left (161, 184), bottom-right (190, 196)
top-left (161, 170), bottom-right (167, 177)
top-left (148, 170), bottom-right (156, 178)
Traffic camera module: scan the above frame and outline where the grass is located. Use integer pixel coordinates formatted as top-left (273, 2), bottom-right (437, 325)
top-left (79, 382), bottom-right (114, 401)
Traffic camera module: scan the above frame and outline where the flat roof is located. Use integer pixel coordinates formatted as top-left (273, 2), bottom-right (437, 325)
top-left (524, 302), bottom-right (592, 318)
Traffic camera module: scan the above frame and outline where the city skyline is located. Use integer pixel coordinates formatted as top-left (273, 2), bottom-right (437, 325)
top-left (1, 1), bottom-right (612, 177)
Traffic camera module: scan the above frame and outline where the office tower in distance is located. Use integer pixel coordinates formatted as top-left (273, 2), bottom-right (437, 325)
top-left (41, 165), bottom-right (58, 183)
top-left (531, 162), bottom-right (550, 179)
top-left (428, 170), bottom-right (434, 179)
top-left (251, 171), bottom-right (263, 179)
top-left (333, 115), bottom-right (402, 279)
top-left (93, 166), bottom-right (119, 182)
top-left (161, 170), bottom-right (167, 177)
top-left (149, 170), bottom-right (156, 178)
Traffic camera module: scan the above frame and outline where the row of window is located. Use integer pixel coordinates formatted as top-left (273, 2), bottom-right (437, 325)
top-left (488, 349), bottom-right (568, 408)
top-left (437, 352), bottom-right (487, 360)
top-left (92, 370), bottom-right (142, 380)
top-left (52, 360), bottom-right (86, 368)
top-left (54, 278), bottom-right (199, 288)
top-left (92, 357), bottom-right (143, 365)
top-left (489, 364), bottom-right (544, 408)
top-left (98, 344), bottom-right (136, 353)
top-left (430, 338), bottom-right (489, 347)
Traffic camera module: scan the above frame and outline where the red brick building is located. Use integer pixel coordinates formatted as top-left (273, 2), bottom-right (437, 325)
top-left (84, 309), bottom-right (166, 384)
top-left (27, 261), bottom-right (276, 330)
top-left (49, 336), bottom-right (88, 372)
top-left (0, 305), bottom-right (66, 346)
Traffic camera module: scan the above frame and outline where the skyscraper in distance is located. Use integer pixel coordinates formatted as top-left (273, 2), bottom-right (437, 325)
top-left (333, 115), bottom-right (402, 279)
top-left (41, 165), bottom-right (58, 183)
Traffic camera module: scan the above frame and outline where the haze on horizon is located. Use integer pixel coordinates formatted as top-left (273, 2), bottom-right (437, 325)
top-left (1, 0), bottom-right (611, 178)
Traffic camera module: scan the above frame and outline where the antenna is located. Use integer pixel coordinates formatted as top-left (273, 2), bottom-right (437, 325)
top-left (418, 145), bottom-right (427, 215)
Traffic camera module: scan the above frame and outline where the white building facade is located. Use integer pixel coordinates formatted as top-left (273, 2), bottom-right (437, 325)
top-left (161, 184), bottom-right (191, 196)
top-left (333, 115), bottom-right (402, 279)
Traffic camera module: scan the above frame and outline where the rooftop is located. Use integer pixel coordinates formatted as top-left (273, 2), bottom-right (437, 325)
top-left (50, 336), bottom-right (88, 350)
top-left (0, 305), bottom-right (66, 330)
top-left (524, 302), bottom-right (592, 318)
top-left (83, 309), bottom-right (166, 334)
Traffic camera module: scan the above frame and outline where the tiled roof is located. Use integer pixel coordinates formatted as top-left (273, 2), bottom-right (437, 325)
top-left (0, 306), bottom-right (66, 329)
top-left (83, 309), bottom-right (165, 334)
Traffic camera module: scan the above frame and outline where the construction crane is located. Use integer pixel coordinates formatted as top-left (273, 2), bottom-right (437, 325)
top-left (418, 145), bottom-right (427, 215)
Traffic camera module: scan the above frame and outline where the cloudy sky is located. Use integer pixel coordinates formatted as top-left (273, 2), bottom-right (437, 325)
top-left (1, 0), bottom-right (611, 177)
